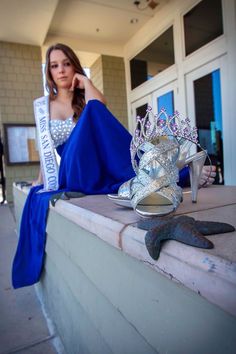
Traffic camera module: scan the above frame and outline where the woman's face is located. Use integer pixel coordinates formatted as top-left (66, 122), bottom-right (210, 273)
top-left (49, 49), bottom-right (75, 90)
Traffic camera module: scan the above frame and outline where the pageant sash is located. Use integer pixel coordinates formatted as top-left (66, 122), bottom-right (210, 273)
top-left (33, 96), bottom-right (59, 191)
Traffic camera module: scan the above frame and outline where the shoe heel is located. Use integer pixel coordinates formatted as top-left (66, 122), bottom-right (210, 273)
top-left (188, 151), bottom-right (207, 203)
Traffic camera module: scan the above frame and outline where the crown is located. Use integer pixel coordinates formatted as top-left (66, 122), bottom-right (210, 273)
top-left (130, 106), bottom-right (199, 171)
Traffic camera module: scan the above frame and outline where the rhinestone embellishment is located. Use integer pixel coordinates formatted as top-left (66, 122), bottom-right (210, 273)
top-left (50, 117), bottom-right (75, 148)
top-left (130, 106), bottom-right (198, 173)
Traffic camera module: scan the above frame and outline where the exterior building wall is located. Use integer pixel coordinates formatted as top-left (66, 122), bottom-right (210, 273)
top-left (90, 55), bottom-right (128, 128)
top-left (102, 55), bottom-right (128, 129)
top-left (90, 55), bottom-right (103, 94)
top-left (0, 41), bottom-right (43, 202)
top-left (124, 0), bottom-right (236, 185)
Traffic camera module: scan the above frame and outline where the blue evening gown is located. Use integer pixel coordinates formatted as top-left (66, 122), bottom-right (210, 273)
top-left (12, 100), bottom-right (188, 288)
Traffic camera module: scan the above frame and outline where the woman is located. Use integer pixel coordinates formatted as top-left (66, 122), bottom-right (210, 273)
top-left (12, 43), bottom-right (137, 289)
top-left (12, 43), bottom-right (216, 288)
top-left (33, 43), bottom-right (135, 193)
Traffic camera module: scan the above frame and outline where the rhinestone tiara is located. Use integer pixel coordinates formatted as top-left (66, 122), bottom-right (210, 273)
top-left (130, 106), bottom-right (199, 171)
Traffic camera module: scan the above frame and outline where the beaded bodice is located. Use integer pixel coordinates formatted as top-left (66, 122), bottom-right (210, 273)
top-left (49, 117), bottom-right (76, 148)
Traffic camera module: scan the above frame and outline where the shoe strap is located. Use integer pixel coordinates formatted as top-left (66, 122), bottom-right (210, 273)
top-left (132, 139), bottom-right (179, 174)
top-left (130, 167), bottom-right (180, 210)
top-left (139, 140), bottom-right (179, 170)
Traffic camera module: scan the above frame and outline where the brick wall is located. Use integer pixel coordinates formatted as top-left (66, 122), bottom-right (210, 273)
top-left (0, 41), bottom-right (43, 202)
top-left (90, 56), bottom-right (103, 94)
top-left (90, 55), bottom-right (128, 128)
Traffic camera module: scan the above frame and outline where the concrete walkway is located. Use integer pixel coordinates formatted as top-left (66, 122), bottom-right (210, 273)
top-left (0, 204), bottom-right (61, 354)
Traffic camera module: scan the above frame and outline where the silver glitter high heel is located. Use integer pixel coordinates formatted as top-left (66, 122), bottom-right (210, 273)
top-left (184, 150), bottom-right (207, 202)
top-left (130, 140), bottom-right (182, 217)
top-left (108, 139), bottom-right (182, 217)
top-left (176, 140), bottom-right (207, 202)
top-left (108, 106), bottom-right (208, 213)
top-left (108, 108), bottom-right (182, 214)
top-left (108, 178), bottom-right (133, 208)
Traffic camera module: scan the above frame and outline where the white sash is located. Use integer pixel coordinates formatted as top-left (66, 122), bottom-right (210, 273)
top-left (33, 96), bottom-right (59, 191)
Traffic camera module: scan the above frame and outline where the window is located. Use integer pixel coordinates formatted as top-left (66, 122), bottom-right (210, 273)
top-left (184, 0), bottom-right (223, 56)
top-left (130, 26), bottom-right (175, 90)
top-left (135, 103), bottom-right (148, 119)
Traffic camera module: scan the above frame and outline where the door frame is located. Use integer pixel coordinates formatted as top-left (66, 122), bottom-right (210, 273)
top-left (185, 55), bottom-right (230, 183)
top-left (130, 94), bottom-right (152, 133)
top-left (130, 81), bottom-right (178, 132)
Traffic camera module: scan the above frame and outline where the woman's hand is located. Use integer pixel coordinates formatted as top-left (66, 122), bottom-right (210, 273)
top-left (70, 73), bottom-right (106, 104)
top-left (32, 179), bottom-right (42, 187)
top-left (70, 73), bottom-right (90, 91)
top-left (199, 165), bottom-right (217, 187)
top-left (32, 169), bottom-right (43, 186)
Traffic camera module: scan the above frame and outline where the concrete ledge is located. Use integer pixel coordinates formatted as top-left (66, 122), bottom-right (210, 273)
top-left (49, 186), bottom-right (236, 317)
top-left (13, 184), bottom-right (236, 354)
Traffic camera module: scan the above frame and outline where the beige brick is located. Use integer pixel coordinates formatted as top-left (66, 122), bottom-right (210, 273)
top-left (8, 97), bottom-right (18, 106)
top-left (0, 90), bottom-right (6, 97)
top-left (18, 105), bottom-right (27, 114)
top-left (15, 90), bottom-right (24, 98)
top-left (3, 64), bottom-right (13, 73)
top-left (7, 90), bottom-right (17, 98)
top-left (0, 106), bottom-right (6, 114)
top-left (10, 58), bottom-right (24, 66)
top-left (16, 73), bottom-right (25, 82)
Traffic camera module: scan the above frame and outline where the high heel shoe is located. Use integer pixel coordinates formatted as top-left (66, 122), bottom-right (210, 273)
top-left (108, 178), bottom-right (133, 208)
top-left (186, 150), bottom-right (207, 202)
top-left (176, 140), bottom-right (207, 202)
top-left (108, 139), bottom-right (182, 217)
top-left (108, 106), bottom-right (208, 214)
top-left (131, 139), bottom-right (182, 217)
top-left (152, 108), bottom-right (210, 203)
top-left (108, 137), bottom-right (179, 209)
top-left (108, 151), bottom-right (206, 207)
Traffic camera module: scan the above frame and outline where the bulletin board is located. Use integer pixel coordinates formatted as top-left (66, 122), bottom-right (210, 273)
top-left (4, 124), bottom-right (40, 165)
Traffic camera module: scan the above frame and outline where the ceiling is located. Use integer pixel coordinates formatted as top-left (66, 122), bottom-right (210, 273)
top-left (0, 0), bottom-right (170, 67)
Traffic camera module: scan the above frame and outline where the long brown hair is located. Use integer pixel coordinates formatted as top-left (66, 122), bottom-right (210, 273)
top-left (45, 43), bottom-right (86, 121)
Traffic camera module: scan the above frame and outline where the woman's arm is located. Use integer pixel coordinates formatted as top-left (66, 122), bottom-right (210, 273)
top-left (70, 74), bottom-right (106, 104)
top-left (32, 167), bottom-right (43, 186)
top-left (84, 78), bottom-right (106, 104)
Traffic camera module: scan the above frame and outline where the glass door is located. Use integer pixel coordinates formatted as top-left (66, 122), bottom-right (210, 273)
top-left (131, 94), bottom-right (152, 133)
top-left (152, 82), bottom-right (177, 116)
top-left (131, 84), bottom-right (177, 134)
top-left (186, 61), bottom-right (224, 184)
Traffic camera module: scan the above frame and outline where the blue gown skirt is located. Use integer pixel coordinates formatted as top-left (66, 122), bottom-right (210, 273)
top-left (12, 99), bottom-right (188, 288)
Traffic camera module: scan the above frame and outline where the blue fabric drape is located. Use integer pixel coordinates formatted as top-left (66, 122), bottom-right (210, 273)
top-left (12, 186), bottom-right (59, 288)
top-left (12, 99), bottom-right (188, 288)
top-left (58, 99), bottom-right (135, 193)
top-left (12, 100), bottom-right (134, 288)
